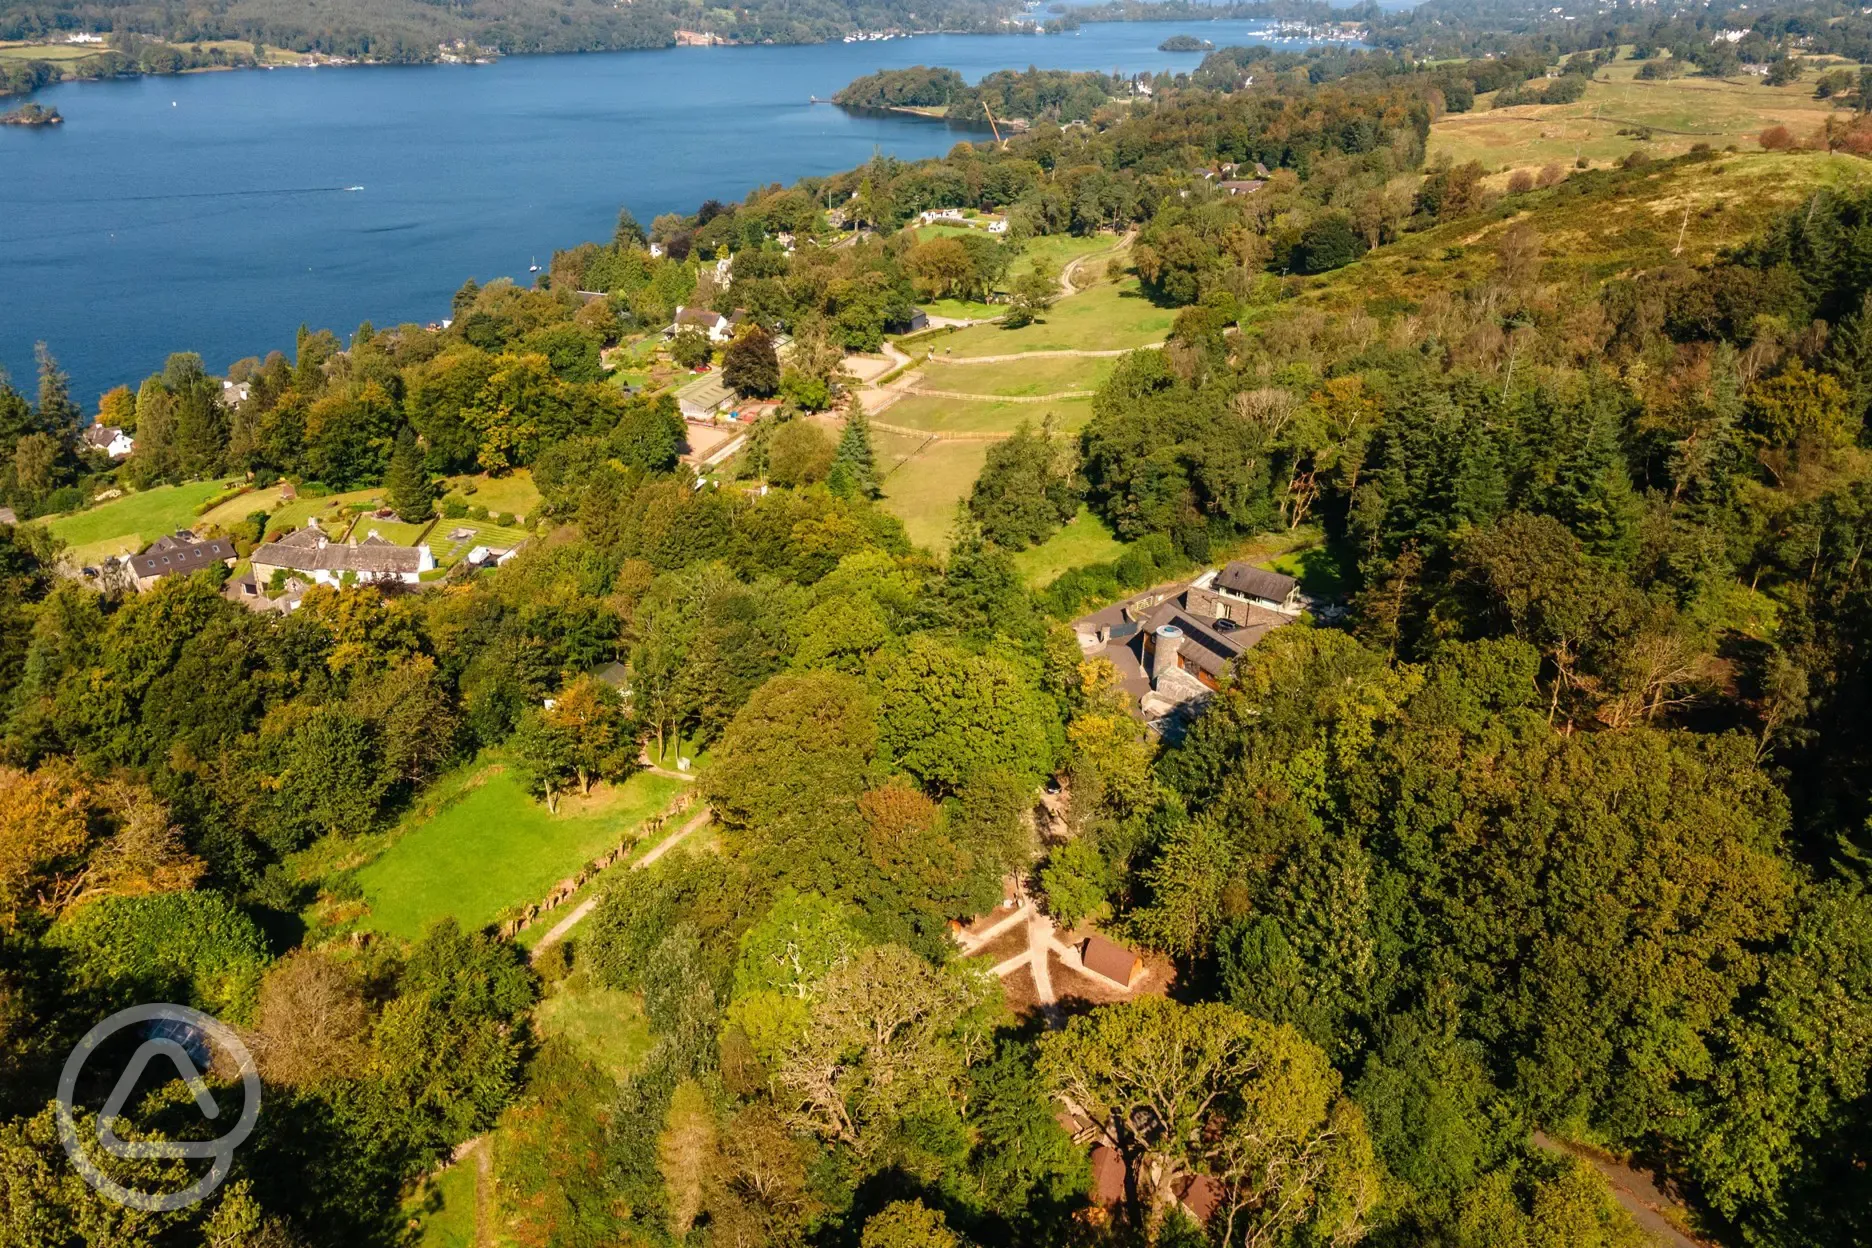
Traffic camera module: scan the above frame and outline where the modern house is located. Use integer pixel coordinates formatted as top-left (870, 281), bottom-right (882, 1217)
top-left (250, 519), bottom-right (432, 588)
top-left (128, 531), bottom-right (237, 592)
top-left (1195, 562), bottom-right (1304, 615)
top-left (82, 423), bottom-right (135, 458)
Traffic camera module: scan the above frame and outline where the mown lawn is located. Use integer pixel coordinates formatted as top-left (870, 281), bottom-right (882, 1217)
top-left (442, 470), bottom-right (541, 519)
top-left (875, 430), bottom-right (989, 553)
top-left (264, 488), bottom-right (383, 537)
top-left (919, 352), bottom-right (1113, 398)
top-left (881, 393), bottom-right (1094, 435)
top-left (941, 279), bottom-right (1173, 358)
top-left (353, 757), bottom-right (686, 942)
top-left (41, 480), bottom-right (230, 561)
top-left (1011, 508), bottom-right (1131, 587)
top-left (431, 518), bottom-right (533, 568)
top-left (195, 483), bottom-right (295, 530)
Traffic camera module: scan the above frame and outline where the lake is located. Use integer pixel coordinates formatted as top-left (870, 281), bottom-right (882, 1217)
top-left (1, 21), bottom-right (1313, 401)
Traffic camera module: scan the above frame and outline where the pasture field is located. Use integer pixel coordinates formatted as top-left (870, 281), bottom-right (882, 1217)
top-left (40, 480), bottom-right (229, 561)
top-left (940, 278), bottom-right (1174, 357)
top-left (918, 352), bottom-right (1114, 398)
top-left (881, 393), bottom-right (1094, 435)
top-left (1431, 56), bottom-right (1861, 178)
top-left (0, 42), bottom-right (101, 62)
top-left (1010, 507), bottom-right (1131, 587)
top-left (352, 756), bottom-right (685, 942)
top-left (874, 429), bottom-right (989, 552)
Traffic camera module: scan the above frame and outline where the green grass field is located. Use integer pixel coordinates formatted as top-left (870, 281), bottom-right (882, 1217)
top-left (882, 393), bottom-right (1095, 435)
top-left (408, 1160), bottom-right (477, 1248)
top-left (432, 517), bottom-right (533, 568)
top-left (875, 430), bottom-right (989, 553)
top-left (443, 470), bottom-right (541, 519)
top-left (0, 42), bottom-right (104, 62)
top-left (1010, 507), bottom-right (1131, 587)
top-left (1431, 56), bottom-right (1861, 178)
top-left (919, 353), bottom-right (1113, 398)
top-left (535, 979), bottom-right (656, 1083)
top-left (353, 756), bottom-right (686, 942)
top-left (262, 488), bottom-right (383, 536)
top-left (40, 480), bottom-right (230, 561)
top-left (350, 517), bottom-right (432, 546)
top-left (940, 279), bottom-right (1174, 358)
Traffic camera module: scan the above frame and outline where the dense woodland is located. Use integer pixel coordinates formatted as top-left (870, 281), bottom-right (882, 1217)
top-left (2, 19), bottom-right (1872, 1248)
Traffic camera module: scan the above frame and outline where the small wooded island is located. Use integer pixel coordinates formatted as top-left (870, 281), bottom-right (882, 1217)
top-left (1158, 34), bottom-right (1214, 51)
top-left (0, 103), bottom-right (62, 126)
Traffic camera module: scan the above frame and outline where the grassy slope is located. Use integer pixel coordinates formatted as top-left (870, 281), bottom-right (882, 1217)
top-left (918, 353), bottom-right (1115, 397)
top-left (1430, 57), bottom-right (1861, 180)
top-left (875, 429), bottom-right (988, 553)
top-left (1282, 150), bottom-right (1864, 322)
top-left (444, 470), bottom-right (541, 518)
top-left (882, 393), bottom-right (1094, 435)
top-left (1010, 507), bottom-right (1131, 587)
top-left (353, 756), bottom-right (685, 942)
top-left (41, 480), bottom-right (228, 560)
top-left (940, 277), bottom-right (1174, 357)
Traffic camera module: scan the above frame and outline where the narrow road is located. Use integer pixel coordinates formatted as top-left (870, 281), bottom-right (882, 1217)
top-left (1531, 1132), bottom-right (1707, 1248)
top-left (529, 807), bottom-right (713, 957)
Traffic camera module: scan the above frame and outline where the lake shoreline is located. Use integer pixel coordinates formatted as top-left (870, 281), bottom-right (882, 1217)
top-left (4, 18), bottom-right (1303, 400)
top-left (4, 19), bottom-right (1293, 102)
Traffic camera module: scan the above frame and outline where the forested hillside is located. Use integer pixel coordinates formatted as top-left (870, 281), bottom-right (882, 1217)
top-left (0, 0), bottom-right (1020, 59)
top-left (4, 21), bottom-right (1872, 1248)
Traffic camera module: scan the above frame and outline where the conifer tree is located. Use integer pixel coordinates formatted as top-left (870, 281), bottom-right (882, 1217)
top-left (33, 344), bottom-right (80, 447)
top-left (385, 427), bottom-right (435, 522)
top-left (834, 398), bottom-right (879, 499)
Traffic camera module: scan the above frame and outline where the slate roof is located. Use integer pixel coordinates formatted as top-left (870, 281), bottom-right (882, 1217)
top-left (1140, 603), bottom-right (1250, 679)
top-left (1218, 178), bottom-right (1266, 194)
top-left (1214, 562), bottom-right (1297, 604)
top-left (254, 526), bottom-right (425, 576)
top-left (82, 423), bottom-right (122, 449)
top-left (131, 532), bottom-right (234, 581)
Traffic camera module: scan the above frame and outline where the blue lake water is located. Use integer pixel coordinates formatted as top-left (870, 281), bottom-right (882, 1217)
top-left (1, 21), bottom-right (1310, 401)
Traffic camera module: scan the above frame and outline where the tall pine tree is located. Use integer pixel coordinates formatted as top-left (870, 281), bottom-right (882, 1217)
top-left (385, 427), bottom-right (435, 522)
top-left (33, 344), bottom-right (80, 448)
top-left (833, 398), bottom-right (879, 499)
